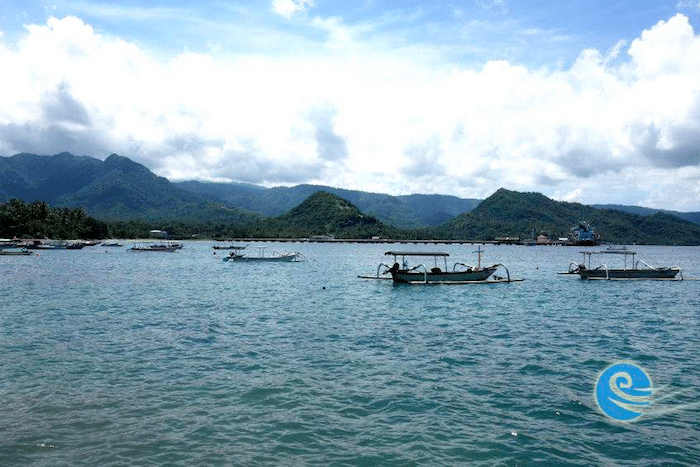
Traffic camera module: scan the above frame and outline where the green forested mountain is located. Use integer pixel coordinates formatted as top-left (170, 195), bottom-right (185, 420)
top-left (244, 191), bottom-right (402, 239)
top-left (0, 152), bottom-right (103, 203)
top-left (434, 188), bottom-right (700, 245)
top-left (176, 181), bottom-right (480, 228)
top-left (0, 153), bottom-right (259, 224)
top-left (3, 153), bottom-right (700, 244)
top-left (593, 204), bottom-right (700, 225)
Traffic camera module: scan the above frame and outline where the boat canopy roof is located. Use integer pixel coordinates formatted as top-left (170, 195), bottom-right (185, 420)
top-left (582, 250), bottom-right (636, 255)
top-left (385, 251), bottom-right (449, 257)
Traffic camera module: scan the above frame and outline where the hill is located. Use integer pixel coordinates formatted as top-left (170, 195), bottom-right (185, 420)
top-left (3, 153), bottom-right (700, 243)
top-left (593, 204), bottom-right (700, 225)
top-left (176, 181), bottom-right (480, 228)
top-left (0, 153), bottom-right (258, 224)
top-left (244, 191), bottom-right (401, 239)
top-left (434, 188), bottom-right (700, 245)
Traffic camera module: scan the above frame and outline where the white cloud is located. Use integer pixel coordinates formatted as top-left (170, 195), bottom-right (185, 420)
top-left (271, 0), bottom-right (315, 19)
top-left (1, 14), bottom-right (700, 210)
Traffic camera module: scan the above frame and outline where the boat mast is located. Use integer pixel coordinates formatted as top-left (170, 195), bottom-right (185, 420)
top-left (473, 246), bottom-right (483, 269)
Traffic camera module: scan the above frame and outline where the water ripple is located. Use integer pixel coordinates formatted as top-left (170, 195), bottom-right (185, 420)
top-left (1, 243), bottom-right (699, 465)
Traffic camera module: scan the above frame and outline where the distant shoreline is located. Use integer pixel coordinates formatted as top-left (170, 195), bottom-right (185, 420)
top-left (217, 237), bottom-right (573, 246)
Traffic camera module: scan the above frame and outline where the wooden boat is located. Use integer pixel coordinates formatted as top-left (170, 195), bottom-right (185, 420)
top-left (0, 248), bottom-right (32, 256)
top-left (222, 246), bottom-right (302, 262)
top-left (376, 248), bottom-right (512, 284)
top-left (129, 242), bottom-right (180, 252)
top-left (213, 244), bottom-right (248, 250)
top-left (563, 248), bottom-right (682, 280)
top-left (29, 241), bottom-right (69, 250)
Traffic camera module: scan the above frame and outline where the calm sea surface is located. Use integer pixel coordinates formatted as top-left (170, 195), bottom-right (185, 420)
top-left (1, 242), bottom-right (699, 466)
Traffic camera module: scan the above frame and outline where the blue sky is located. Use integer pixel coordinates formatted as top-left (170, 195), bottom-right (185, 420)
top-left (1, 1), bottom-right (700, 209)
top-left (1, 1), bottom-right (692, 65)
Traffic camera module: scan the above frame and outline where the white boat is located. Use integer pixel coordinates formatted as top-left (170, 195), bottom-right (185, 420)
top-left (222, 246), bottom-right (302, 262)
top-left (563, 247), bottom-right (682, 280)
top-left (374, 248), bottom-right (514, 284)
top-left (101, 240), bottom-right (123, 247)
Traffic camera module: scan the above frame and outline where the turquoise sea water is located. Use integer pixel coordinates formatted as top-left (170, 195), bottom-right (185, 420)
top-left (1, 243), bottom-right (699, 466)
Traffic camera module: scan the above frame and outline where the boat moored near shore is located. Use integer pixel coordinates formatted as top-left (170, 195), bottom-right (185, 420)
top-left (129, 242), bottom-right (182, 252)
top-left (373, 248), bottom-right (517, 284)
top-left (222, 246), bottom-right (303, 262)
top-left (563, 247), bottom-right (682, 280)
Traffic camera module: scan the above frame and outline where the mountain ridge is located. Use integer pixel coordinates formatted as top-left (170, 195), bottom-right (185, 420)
top-left (3, 153), bottom-right (700, 245)
top-left (433, 188), bottom-right (700, 245)
top-left (0, 152), bottom-right (258, 224)
top-left (175, 180), bottom-right (481, 228)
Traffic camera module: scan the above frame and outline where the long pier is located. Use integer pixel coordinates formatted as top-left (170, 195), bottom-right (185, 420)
top-left (219, 238), bottom-right (566, 245)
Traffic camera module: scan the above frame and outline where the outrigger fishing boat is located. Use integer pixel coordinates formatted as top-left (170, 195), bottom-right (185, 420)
top-left (212, 243), bottom-right (248, 250)
top-left (0, 248), bottom-right (32, 256)
top-left (372, 247), bottom-right (515, 284)
top-left (563, 247), bottom-right (682, 280)
top-left (222, 246), bottom-right (303, 262)
top-left (128, 242), bottom-right (181, 252)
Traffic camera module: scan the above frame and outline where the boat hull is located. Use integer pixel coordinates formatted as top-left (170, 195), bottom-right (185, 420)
top-left (578, 268), bottom-right (680, 280)
top-left (223, 254), bottom-right (298, 262)
top-left (390, 266), bottom-right (497, 283)
top-left (0, 250), bottom-right (32, 255)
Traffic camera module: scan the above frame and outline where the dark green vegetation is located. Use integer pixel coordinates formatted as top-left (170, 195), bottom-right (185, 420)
top-left (593, 204), bottom-right (700, 225)
top-left (176, 181), bottom-right (480, 228)
top-left (434, 188), bottom-right (700, 245)
top-left (3, 153), bottom-right (700, 244)
top-left (244, 191), bottom-right (403, 239)
top-left (0, 199), bottom-right (108, 239)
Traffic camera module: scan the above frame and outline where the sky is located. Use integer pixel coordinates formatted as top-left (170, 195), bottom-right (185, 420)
top-left (1, 1), bottom-right (700, 210)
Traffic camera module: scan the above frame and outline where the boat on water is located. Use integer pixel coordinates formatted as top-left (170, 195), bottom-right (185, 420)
top-left (374, 248), bottom-right (514, 284)
top-left (213, 243), bottom-right (248, 250)
top-left (567, 221), bottom-right (600, 246)
top-left (563, 247), bottom-right (682, 280)
top-left (25, 241), bottom-right (70, 250)
top-left (101, 240), bottom-right (123, 247)
top-left (0, 248), bottom-right (32, 256)
top-left (129, 242), bottom-right (181, 252)
top-left (80, 240), bottom-right (102, 247)
top-left (0, 240), bottom-right (21, 249)
top-left (222, 246), bottom-right (303, 262)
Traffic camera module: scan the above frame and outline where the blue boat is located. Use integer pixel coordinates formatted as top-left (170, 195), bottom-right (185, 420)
top-left (567, 221), bottom-right (600, 246)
